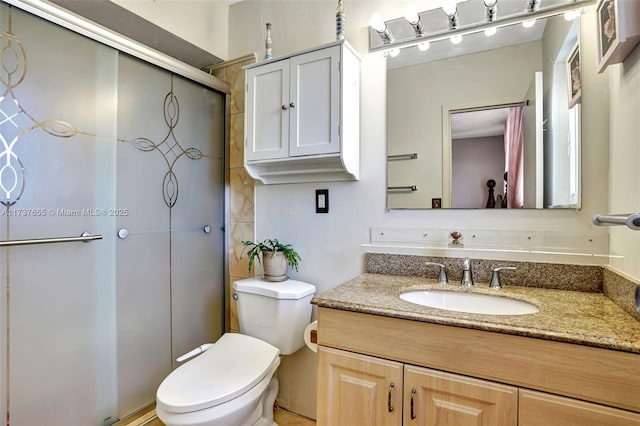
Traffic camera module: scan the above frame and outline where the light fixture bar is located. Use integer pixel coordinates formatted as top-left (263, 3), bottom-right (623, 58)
top-left (369, 0), bottom-right (595, 53)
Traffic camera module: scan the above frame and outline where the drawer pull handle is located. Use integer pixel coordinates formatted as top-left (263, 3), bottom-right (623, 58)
top-left (411, 388), bottom-right (417, 420)
top-left (387, 383), bottom-right (395, 412)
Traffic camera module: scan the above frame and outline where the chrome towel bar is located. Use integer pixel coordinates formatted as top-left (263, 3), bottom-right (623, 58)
top-left (387, 185), bottom-right (418, 191)
top-left (0, 232), bottom-right (103, 247)
top-left (592, 213), bottom-right (640, 231)
top-left (387, 153), bottom-right (418, 161)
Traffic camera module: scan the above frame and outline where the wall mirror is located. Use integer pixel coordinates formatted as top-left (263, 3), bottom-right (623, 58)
top-left (384, 0), bottom-right (588, 209)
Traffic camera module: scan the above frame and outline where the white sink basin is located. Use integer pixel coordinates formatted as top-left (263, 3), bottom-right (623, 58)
top-left (400, 290), bottom-right (539, 315)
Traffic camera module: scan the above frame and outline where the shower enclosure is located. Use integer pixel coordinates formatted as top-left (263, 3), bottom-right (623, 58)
top-left (0, 2), bottom-right (226, 424)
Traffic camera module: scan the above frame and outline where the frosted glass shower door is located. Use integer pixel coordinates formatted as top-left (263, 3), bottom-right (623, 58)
top-left (115, 55), bottom-right (225, 416)
top-left (0, 5), bottom-right (118, 425)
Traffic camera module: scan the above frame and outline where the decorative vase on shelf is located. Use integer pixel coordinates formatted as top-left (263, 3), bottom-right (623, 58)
top-left (264, 22), bottom-right (273, 60)
top-left (449, 226), bottom-right (464, 248)
top-left (336, 0), bottom-right (345, 40)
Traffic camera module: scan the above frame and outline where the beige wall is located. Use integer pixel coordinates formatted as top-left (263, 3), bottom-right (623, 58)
top-left (113, 0), bottom-right (231, 60)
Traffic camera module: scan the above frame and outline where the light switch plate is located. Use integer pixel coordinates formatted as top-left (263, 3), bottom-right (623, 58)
top-left (316, 189), bottom-right (329, 213)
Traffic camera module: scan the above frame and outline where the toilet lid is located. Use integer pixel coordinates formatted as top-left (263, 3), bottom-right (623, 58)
top-left (156, 333), bottom-right (280, 413)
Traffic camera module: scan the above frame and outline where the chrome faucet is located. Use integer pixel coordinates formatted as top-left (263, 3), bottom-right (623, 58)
top-left (489, 266), bottom-right (517, 289)
top-left (425, 262), bottom-right (449, 284)
top-left (460, 257), bottom-right (474, 287)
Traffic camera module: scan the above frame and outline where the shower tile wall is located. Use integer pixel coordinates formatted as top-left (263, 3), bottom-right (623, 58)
top-left (211, 55), bottom-right (256, 332)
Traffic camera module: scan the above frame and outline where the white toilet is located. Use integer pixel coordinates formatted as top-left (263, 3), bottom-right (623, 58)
top-left (156, 278), bottom-right (316, 426)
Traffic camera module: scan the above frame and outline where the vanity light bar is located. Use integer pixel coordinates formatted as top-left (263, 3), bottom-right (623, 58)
top-left (369, 0), bottom-right (596, 54)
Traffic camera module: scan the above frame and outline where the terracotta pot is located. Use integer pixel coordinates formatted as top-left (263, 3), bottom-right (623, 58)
top-left (262, 250), bottom-right (287, 278)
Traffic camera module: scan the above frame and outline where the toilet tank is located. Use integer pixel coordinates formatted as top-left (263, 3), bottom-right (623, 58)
top-left (233, 278), bottom-right (315, 355)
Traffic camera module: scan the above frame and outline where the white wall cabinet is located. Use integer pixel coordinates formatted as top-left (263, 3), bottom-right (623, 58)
top-left (245, 40), bottom-right (360, 184)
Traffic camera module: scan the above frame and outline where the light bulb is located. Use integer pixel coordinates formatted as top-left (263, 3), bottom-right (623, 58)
top-left (418, 41), bottom-right (430, 51)
top-left (484, 27), bottom-right (497, 36)
top-left (484, 0), bottom-right (497, 6)
top-left (404, 5), bottom-right (419, 25)
top-left (369, 14), bottom-right (386, 32)
top-left (388, 48), bottom-right (400, 57)
top-left (450, 35), bottom-right (462, 44)
top-left (442, 0), bottom-right (457, 16)
top-left (522, 19), bottom-right (536, 28)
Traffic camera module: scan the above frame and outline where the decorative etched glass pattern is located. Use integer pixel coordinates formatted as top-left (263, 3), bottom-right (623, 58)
top-left (123, 78), bottom-right (208, 208)
top-left (0, 13), bottom-right (88, 206)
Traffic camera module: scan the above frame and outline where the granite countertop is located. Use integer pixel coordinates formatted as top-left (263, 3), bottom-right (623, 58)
top-left (312, 273), bottom-right (640, 354)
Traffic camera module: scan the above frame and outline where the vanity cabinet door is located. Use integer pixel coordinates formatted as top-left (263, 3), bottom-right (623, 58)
top-left (317, 346), bottom-right (403, 426)
top-left (404, 365), bottom-right (517, 426)
top-left (519, 390), bottom-right (640, 426)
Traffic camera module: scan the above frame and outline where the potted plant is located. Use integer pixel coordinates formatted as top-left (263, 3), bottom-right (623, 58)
top-left (241, 238), bottom-right (301, 281)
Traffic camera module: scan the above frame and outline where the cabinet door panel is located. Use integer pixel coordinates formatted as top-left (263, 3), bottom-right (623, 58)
top-left (404, 365), bottom-right (517, 426)
top-left (317, 346), bottom-right (402, 426)
top-left (290, 46), bottom-right (340, 157)
top-left (520, 390), bottom-right (640, 426)
top-left (246, 60), bottom-right (289, 161)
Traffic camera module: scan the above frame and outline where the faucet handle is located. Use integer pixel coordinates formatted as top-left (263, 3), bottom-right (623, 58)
top-left (425, 262), bottom-right (449, 284)
top-left (489, 266), bottom-right (516, 289)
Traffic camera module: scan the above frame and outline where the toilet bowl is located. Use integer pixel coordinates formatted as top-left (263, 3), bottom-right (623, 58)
top-left (156, 278), bottom-right (315, 426)
top-left (157, 333), bottom-right (280, 426)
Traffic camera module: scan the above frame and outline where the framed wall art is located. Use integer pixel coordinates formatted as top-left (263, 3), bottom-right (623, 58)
top-left (596, 0), bottom-right (640, 73)
top-left (567, 41), bottom-right (582, 108)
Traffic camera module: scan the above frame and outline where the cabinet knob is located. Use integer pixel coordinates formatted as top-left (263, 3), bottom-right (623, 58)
top-left (289, 102), bottom-right (296, 108)
top-left (281, 104), bottom-right (288, 110)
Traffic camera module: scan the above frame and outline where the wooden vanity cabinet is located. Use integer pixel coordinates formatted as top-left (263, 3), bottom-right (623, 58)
top-left (316, 307), bottom-right (640, 425)
top-left (318, 346), bottom-right (518, 426)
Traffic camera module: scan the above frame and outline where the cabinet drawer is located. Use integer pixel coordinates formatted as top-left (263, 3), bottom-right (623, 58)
top-left (520, 389), bottom-right (640, 426)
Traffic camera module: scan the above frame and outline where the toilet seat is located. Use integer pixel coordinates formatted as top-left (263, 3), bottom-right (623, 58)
top-left (156, 333), bottom-right (280, 414)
